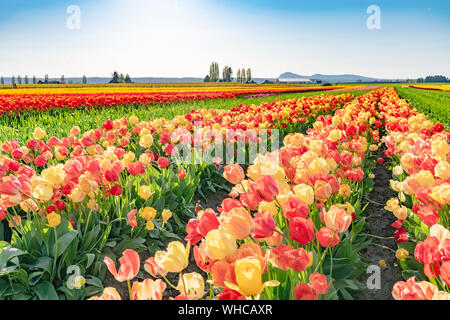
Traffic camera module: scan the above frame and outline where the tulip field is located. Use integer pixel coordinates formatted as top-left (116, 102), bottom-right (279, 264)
top-left (0, 84), bottom-right (448, 301)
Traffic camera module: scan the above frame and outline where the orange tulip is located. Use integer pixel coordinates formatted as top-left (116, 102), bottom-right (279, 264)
top-left (144, 257), bottom-right (168, 278)
top-left (323, 205), bottom-right (352, 234)
top-left (104, 249), bottom-right (140, 282)
top-left (221, 207), bottom-right (254, 240)
top-left (131, 279), bottom-right (166, 300)
top-left (88, 287), bottom-right (122, 300)
top-left (223, 164), bottom-right (245, 185)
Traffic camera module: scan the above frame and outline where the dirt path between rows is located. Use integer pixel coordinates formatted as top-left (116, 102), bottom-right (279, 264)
top-left (355, 148), bottom-right (404, 300)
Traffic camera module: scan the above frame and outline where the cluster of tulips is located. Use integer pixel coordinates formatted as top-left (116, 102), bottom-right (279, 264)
top-left (0, 92), bottom-right (354, 299)
top-left (378, 88), bottom-right (449, 300)
top-left (90, 88), bottom-right (390, 300)
top-left (0, 93), bottom-right (353, 233)
top-left (0, 86), bottom-right (338, 116)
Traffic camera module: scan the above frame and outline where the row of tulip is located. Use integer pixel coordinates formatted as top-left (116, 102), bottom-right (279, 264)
top-left (90, 88), bottom-right (392, 300)
top-left (0, 93), bottom-right (353, 299)
top-left (0, 85), bottom-right (341, 95)
top-left (378, 88), bottom-right (449, 300)
top-left (0, 87), bottom-right (340, 116)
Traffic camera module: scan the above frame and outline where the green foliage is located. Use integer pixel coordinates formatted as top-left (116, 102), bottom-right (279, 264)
top-left (396, 86), bottom-right (450, 129)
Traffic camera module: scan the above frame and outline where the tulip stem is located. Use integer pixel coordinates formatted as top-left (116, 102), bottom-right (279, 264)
top-left (369, 243), bottom-right (396, 253)
top-left (361, 233), bottom-right (395, 240)
top-left (51, 227), bottom-right (58, 281)
top-left (163, 275), bottom-right (178, 290)
top-left (127, 280), bottom-right (133, 300)
top-left (180, 272), bottom-right (187, 296)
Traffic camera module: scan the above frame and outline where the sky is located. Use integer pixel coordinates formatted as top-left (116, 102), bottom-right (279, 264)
top-left (0, 0), bottom-right (449, 79)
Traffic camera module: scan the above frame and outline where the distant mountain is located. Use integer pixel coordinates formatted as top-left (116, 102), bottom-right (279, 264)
top-left (278, 72), bottom-right (405, 83)
top-left (279, 72), bottom-right (309, 79)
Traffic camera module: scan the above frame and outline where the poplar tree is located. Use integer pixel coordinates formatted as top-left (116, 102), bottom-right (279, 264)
top-left (236, 69), bottom-right (241, 83)
top-left (82, 75), bottom-right (87, 84)
top-left (61, 75), bottom-right (66, 84)
top-left (1, 76), bottom-right (4, 85)
top-left (25, 75), bottom-right (29, 84)
top-left (33, 75), bottom-right (37, 84)
top-left (247, 68), bottom-right (252, 82)
top-left (18, 75), bottom-right (22, 84)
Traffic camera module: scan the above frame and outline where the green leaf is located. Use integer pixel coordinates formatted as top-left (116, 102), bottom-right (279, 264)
top-left (53, 230), bottom-right (78, 258)
top-left (32, 281), bottom-right (59, 300)
top-left (29, 256), bottom-right (53, 274)
top-left (0, 246), bottom-right (26, 267)
top-left (0, 279), bottom-right (9, 298)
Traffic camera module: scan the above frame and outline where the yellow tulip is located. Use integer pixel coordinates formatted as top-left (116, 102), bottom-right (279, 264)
top-left (293, 184), bottom-right (314, 206)
top-left (226, 257), bottom-right (279, 298)
top-left (140, 207), bottom-right (157, 220)
top-left (205, 227), bottom-right (237, 261)
top-left (155, 241), bottom-right (190, 273)
top-left (138, 185), bottom-right (153, 200)
top-left (47, 212), bottom-right (61, 228)
top-left (32, 182), bottom-right (53, 201)
top-left (32, 127), bottom-right (46, 140)
top-left (177, 272), bottom-right (205, 300)
top-left (139, 134), bottom-right (154, 148)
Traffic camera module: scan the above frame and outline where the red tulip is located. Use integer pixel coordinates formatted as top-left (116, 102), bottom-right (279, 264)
top-left (294, 283), bottom-right (318, 300)
top-left (289, 217), bottom-right (315, 245)
top-left (0, 175), bottom-right (22, 196)
top-left (104, 249), bottom-right (140, 282)
top-left (157, 157), bottom-right (169, 169)
top-left (251, 175), bottom-right (279, 202)
top-left (252, 211), bottom-right (276, 239)
top-left (309, 272), bottom-right (330, 295)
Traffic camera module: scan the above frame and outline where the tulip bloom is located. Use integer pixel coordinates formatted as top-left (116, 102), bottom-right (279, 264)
top-left (131, 279), bottom-right (166, 300)
top-left (251, 175), bottom-right (279, 202)
top-left (144, 257), bottom-right (168, 278)
top-left (269, 244), bottom-right (312, 272)
top-left (223, 164), bottom-right (245, 185)
top-left (309, 273), bottom-right (330, 295)
top-left (155, 241), bottom-right (190, 273)
top-left (0, 175), bottom-right (21, 196)
top-left (205, 227), bottom-right (237, 261)
top-left (414, 236), bottom-right (441, 265)
top-left (316, 227), bottom-right (340, 247)
top-left (294, 283), bottom-right (318, 300)
top-left (217, 288), bottom-right (246, 300)
top-left (221, 207), bottom-right (254, 240)
top-left (176, 272), bottom-right (205, 300)
top-left (104, 249), bottom-right (140, 282)
top-left (226, 257), bottom-right (279, 297)
top-left (289, 217), bottom-right (315, 245)
top-left (209, 260), bottom-right (236, 288)
top-left (323, 205), bottom-right (352, 234)
top-left (89, 287), bottom-right (122, 300)
top-left (283, 196), bottom-right (309, 219)
top-left (252, 211), bottom-right (276, 239)
top-left (197, 210), bottom-right (220, 237)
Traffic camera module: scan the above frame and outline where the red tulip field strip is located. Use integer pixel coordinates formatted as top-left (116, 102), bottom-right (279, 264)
top-left (0, 87), bottom-right (340, 116)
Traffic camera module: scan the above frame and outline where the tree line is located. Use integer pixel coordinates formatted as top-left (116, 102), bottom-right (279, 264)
top-left (204, 62), bottom-right (252, 83)
top-left (0, 74), bottom-right (89, 85)
top-left (0, 72), bottom-right (135, 85)
top-left (416, 75), bottom-right (449, 83)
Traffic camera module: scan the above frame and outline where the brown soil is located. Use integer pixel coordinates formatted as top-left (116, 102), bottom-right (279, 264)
top-left (355, 150), bottom-right (404, 300)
